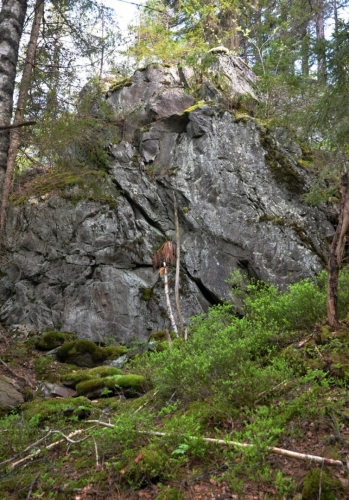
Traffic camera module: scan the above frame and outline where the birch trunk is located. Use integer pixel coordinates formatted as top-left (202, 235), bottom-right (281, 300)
top-left (163, 262), bottom-right (178, 336)
top-left (0, 0), bottom-right (28, 200)
top-left (0, 0), bottom-right (44, 231)
top-left (173, 194), bottom-right (184, 337)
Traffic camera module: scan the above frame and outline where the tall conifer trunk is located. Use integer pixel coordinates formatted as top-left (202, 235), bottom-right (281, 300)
top-left (0, 0), bottom-right (28, 200)
top-left (315, 0), bottom-right (326, 83)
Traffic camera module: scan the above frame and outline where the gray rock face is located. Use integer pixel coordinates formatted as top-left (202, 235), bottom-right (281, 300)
top-left (0, 57), bottom-right (334, 344)
top-left (0, 375), bottom-right (24, 414)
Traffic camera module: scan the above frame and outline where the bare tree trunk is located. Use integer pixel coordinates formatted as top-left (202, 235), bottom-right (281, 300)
top-left (163, 262), bottom-right (178, 336)
top-left (301, 25), bottom-right (310, 77)
top-left (0, 0), bottom-right (44, 231)
top-left (173, 194), bottom-right (184, 337)
top-left (327, 172), bottom-right (349, 329)
top-left (315, 0), bottom-right (326, 83)
top-left (0, 0), bottom-right (28, 200)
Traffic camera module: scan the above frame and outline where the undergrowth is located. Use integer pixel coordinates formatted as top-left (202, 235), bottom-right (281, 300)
top-left (1, 269), bottom-right (349, 498)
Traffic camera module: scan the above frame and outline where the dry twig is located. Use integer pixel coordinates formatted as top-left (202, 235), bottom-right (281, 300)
top-left (85, 422), bottom-right (344, 467)
top-left (26, 471), bottom-right (40, 499)
top-left (9, 429), bottom-right (86, 470)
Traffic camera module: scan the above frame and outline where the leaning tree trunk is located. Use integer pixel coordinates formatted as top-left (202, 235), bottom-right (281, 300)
top-left (327, 172), bottom-right (349, 329)
top-left (0, 0), bottom-right (44, 231)
top-left (0, 0), bottom-right (28, 201)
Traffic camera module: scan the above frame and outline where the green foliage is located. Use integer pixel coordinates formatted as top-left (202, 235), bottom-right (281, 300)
top-left (243, 273), bottom-right (327, 331)
top-left (134, 269), bottom-right (349, 408)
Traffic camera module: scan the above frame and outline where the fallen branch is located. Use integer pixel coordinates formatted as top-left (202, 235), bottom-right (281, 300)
top-left (26, 471), bottom-right (40, 499)
top-left (9, 429), bottom-right (86, 470)
top-left (0, 121), bottom-right (36, 131)
top-left (0, 430), bottom-right (53, 468)
top-left (85, 422), bottom-right (343, 467)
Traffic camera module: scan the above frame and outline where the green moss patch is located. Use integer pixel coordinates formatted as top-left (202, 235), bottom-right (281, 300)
top-left (10, 168), bottom-right (120, 208)
top-left (108, 76), bottom-right (133, 92)
top-left (75, 373), bottom-right (147, 397)
top-left (62, 366), bottom-right (123, 388)
top-left (21, 396), bottom-right (92, 423)
top-left (57, 340), bottom-right (127, 367)
top-left (35, 331), bottom-right (67, 350)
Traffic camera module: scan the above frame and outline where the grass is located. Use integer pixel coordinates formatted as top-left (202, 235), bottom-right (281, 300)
top-left (1, 269), bottom-right (349, 498)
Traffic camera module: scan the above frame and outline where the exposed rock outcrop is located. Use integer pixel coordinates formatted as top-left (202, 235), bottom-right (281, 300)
top-left (0, 55), bottom-right (334, 344)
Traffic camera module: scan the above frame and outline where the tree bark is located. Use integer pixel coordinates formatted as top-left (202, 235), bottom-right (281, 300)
top-left (315, 0), bottom-right (326, 83)
top-left (0, 0), bottom-right (44, 231)
top-left (0, 0), bottom-right (28, 200)
top-left (163, 262), bottom-right (178, 336)
top-left (173, 194), bottom-right (184, 337)
top-left (301, 25), bottom-right (310, 77)
top-left (327, 172), bottom-right (349, 329)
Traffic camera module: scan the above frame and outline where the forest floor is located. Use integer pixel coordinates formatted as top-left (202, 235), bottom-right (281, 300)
top-left (1, 316), bottom-right (349, 499)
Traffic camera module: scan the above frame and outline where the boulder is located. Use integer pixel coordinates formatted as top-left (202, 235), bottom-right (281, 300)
top-left (0, 375), bottom-right (24, 415)
top-left (0, 56), bottom-right (334, 344)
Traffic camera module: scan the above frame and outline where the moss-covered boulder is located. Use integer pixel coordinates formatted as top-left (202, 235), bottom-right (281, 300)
top-left (35, 331), bottom-right (67, 350)
top-left (75, 373), bottom-right (147, 398)
top-left (56, 340), bottom-right (127, 367)
top-left (21, 396), bottom-right (93, 423)
top-left (62, 366), bottom-right (123, 388)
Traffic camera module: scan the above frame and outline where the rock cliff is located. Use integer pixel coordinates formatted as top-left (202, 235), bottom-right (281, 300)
top-left (0, 55), bottom-right (334, 344)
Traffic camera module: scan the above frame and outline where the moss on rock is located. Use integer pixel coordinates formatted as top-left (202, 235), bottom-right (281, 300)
top-left (35, 331), bottom-right (67, 350)
top-left (75, 373), bottom-right (146, 397)
top-left (107, 374), bottom-right (146, 389)
top-left (21, 396), bottom-right (92, 423)
top-left (57, 340), bottom-right (127, 367)
top-left (76, 378), bottom-right (107, 396)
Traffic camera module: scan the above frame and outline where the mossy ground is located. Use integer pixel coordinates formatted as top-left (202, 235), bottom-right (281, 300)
top-left (1, 274), bottom-right (349, 498)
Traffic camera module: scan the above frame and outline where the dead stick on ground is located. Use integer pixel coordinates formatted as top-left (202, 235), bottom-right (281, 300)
top-left (85, 422), bottom-right (343, 467)
top-left (0, 430), bottom-right (54, 467)
top-left (26, 471), bottom-right (40, 499)
top-left (9, 429), bottom-right (86, 470)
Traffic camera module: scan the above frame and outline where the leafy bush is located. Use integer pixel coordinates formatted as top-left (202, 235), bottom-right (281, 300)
top-left (136, 269), bottom-right (349, 406)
